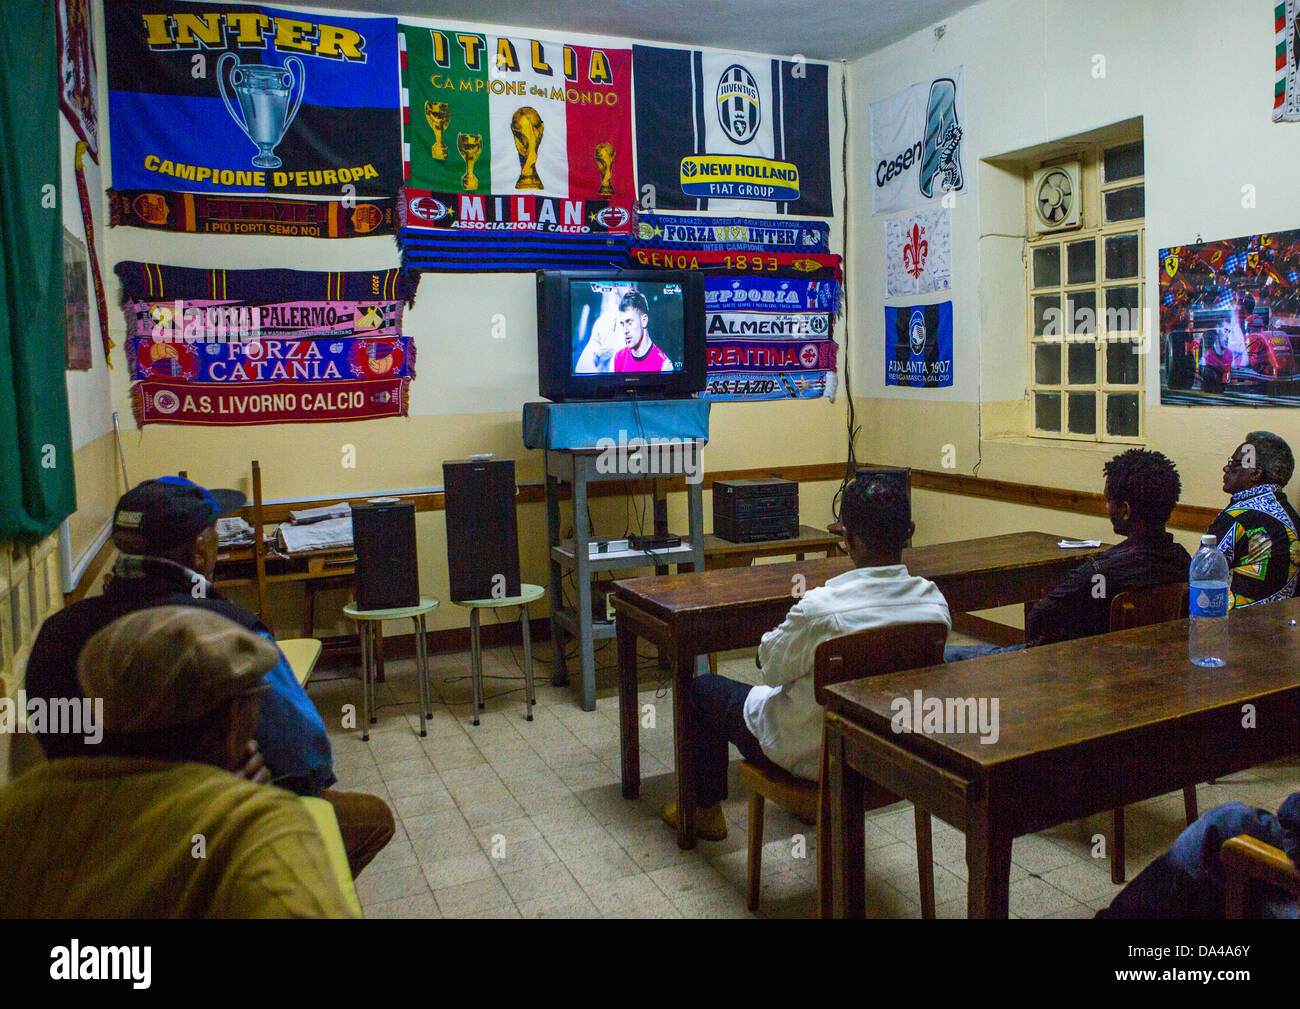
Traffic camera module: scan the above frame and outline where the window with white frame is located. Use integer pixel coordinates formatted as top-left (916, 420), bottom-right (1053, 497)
top-left (1027, 135), bottom-right (1145, 441)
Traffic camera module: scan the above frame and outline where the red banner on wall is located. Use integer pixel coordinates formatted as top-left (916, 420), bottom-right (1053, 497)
top-left (132, 377), bottom-right (409, 426)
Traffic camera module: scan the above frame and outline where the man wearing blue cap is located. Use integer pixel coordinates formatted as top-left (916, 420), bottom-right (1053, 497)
top-left (26, 476), bottom-right (394, 878)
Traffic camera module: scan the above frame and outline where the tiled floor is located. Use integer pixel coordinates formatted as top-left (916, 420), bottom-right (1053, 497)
top-left (304, 637), bottom-right (1300, 919)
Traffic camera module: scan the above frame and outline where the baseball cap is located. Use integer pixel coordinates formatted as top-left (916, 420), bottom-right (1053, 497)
top-left (76, 607), bottom-right (277, 735)
top-left (113, 476), bottom-right (247, 551)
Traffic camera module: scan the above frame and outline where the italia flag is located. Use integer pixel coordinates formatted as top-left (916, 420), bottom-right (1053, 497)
top-left (633, 45), bottom-right (833, 217)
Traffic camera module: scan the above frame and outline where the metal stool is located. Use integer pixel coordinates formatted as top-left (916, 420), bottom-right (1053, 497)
top-left (342, 596), bottom-right (438, 741)
top-left (454, 583), bottom-right (544, 724)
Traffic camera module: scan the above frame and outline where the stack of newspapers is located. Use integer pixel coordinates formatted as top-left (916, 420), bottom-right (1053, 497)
top-left (276, 503), bottom-right (353, 555)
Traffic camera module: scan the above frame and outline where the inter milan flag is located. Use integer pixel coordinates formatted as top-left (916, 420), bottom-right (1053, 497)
top-left (885, 302), bottom-right (953, 388)
top-left (104, 2), bottom-right (401, 197)
top-left (633, 45), bottom-right (833, 217)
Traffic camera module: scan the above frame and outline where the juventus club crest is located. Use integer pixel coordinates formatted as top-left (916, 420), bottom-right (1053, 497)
top-left (716, 64), bottom-right (761, 144)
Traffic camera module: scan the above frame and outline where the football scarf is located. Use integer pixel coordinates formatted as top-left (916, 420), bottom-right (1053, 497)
top-left (109, 190), bottom-right (397, 238)
top-left (75, 142), bottom-right (114, 365)
top-left (704, 276), bottom-right (841, 315)
top-left (125, 299), bottom-right (406, 341)
top-left (634, 212), bottom-right (829, 253)
top-left (884, 208), bottom-right (951, 296)
top-left (628, 247), bottom-right (842, 281)
top-left (870, 69), bottom-right (966, 215)
top-left (58, 0), bottom-right (98, 160)
top-left (632, 46), bottom-right (833, 217)
top-left (115, 263), bottom-right (415, 305)
top-left (128, 335), bottom-right (414, 383)
top-left (1277, 2), bottom-right (1300, 122)
top-left (885, 302), bottom-right (954, 388)
top-left (133, 377), bottom-right (409, 426)
top-left (105, 2), bottom-right (401, 196)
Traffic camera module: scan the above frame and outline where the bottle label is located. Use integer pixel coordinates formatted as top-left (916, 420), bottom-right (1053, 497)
top-left (1190, 585), bottom-right (1229, 618)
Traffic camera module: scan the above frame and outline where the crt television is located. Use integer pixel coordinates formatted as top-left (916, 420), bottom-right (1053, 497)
top-left (536, 269), bottom-right (706, 401)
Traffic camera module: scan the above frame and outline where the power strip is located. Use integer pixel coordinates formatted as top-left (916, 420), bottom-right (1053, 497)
top-left (588, 538), bottom-right (630, 556)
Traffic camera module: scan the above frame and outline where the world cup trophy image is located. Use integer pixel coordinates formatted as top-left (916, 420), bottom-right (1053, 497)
top-left (510, 107), bottom-right (545, 190)
top-left (425, 100), bottom-right (450, 160)
top-left (594, 142), bottom-right (616, 197)
top-left (457, 132), bottom-right (483, 191)
top-left (217, 53), bottom-right (305, 169)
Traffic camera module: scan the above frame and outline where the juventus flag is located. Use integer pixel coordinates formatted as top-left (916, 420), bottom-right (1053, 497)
top-left (632, 45), bottom-right (833, 217)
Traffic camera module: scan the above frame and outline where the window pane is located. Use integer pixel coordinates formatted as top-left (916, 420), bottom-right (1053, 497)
top-left (1103, 141), bottom-right (1143, 182)
top-left (1068, 392), bottom-right (1097, 435)
top-left (1106, 393), bottom-right (1140, 436)
top-left (1034, 343), bottom-right (1061, 385)
top-left (1105, 185), bottom-right (1145, 222)
top-left (1104, 285), bottom-right (1141, 335)
top-left (1067, 240), bottom-right (1095, 284)
top-left (1033, 294), bottom-right (1061, 337)
top-left (1067, 290), bottom-right (1097, 336)
top-left (1104, 233), bottom-right (1140, 279)
top-left (1068, 342), bottom-right (1096, 384)
top-left (1032, 245), bottom-right (1061, 288)
top-left (1106, 341), bottom-right (1140, 385)
top-left (1035, 392), bottom-right (1061, 432)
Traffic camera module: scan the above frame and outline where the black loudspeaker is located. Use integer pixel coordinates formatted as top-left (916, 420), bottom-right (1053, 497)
top-left (352, 500), bottom-right (420, 610)
top-left (443, 458), bottom-right (521, 603)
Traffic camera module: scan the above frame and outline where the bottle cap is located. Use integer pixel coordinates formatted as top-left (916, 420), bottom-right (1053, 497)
top-left (1201, 534), bottom-right (1218, 547)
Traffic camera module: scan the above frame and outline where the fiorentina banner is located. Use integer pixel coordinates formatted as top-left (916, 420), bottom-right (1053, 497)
top-left (885, 302), bottom-right (953, 388)
top-left (398, 23), bottom-right (634, 270)
top-left (884, 208), bottom-right (951, 296)
top-left (1277, 2), bottom-right (1300, 122)
top-left (701, 277), bottom-right (837, 401)
top-left (104, 2), bottom-right (401, 196)
top-left (1159, 229), bottom-right (1300, 407)
top-left (633, 46), bottom-right (833, 217)
top-left (870, 69), bottom-right (966, 216)
top-left (58, 0), bottom-right (98, 160)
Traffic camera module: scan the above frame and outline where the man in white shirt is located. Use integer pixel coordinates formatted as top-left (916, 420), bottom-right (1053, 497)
top-left (662, 476), bottom-right (951, 841)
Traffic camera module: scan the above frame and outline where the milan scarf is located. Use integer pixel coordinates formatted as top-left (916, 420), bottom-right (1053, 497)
top-left (109, 190), bottom-right (397, 238)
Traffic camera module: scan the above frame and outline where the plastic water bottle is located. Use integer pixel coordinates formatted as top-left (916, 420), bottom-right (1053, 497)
top-left (1189, 533), bottom-right (1230, 667)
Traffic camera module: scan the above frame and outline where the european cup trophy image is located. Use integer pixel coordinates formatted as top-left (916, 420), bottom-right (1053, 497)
top-left (510, 107), bottom-right (545, 190)
top-left (217, 53), bottom-right (305, 170)
top-left (594, 142), bottom-right (616, 197)
top-left (425, 100), bottom-right (450, 160)
top-left (457, 132), bottom-right (482, 191)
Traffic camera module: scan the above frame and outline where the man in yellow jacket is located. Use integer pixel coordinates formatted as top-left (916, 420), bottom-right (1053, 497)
top-left (0, 606), bottom-right (358, 918)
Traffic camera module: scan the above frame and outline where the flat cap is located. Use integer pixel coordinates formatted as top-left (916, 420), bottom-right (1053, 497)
top-left (76, 607), bottom-right (277, 734)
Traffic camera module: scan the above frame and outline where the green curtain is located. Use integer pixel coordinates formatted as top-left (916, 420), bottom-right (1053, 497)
top-left (0, 1), bottom-right (77, 542)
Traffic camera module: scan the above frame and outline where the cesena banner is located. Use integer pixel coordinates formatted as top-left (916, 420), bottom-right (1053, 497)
top-left (885, 302), bottom-right (953, 388)
top-left (109, 189), bottom-right (397, 238)
top-left (704, 276), bottom-right (841, 314)
top-left (134, 377), bottom-right (408, 426)
top-left (104, 2), bottom-right (401, 196)
top-left (633, 46), bottom-right (832, 217)
top-left (870, 68), bottom-right (966, 216)
top-left (128, 335), bottom-right (414, 383)
top-left (884, 207), bottom-right (951, 296)
top-left (634, 212), bottom-right (829, 253)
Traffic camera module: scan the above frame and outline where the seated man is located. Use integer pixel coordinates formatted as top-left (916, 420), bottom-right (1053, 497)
top-left (0, 607), bottom-right (358, 917)
top-left (1097, 794), bottom-right (1300, 918)
top-left (1025, 448), bottom-right (1192, 647)
top-left (25, 476), bottom-right (394, 877)
top-left (662, 476), bottom-right (950, 841)
top-left (1209, 430), bottom-right (1300, 607)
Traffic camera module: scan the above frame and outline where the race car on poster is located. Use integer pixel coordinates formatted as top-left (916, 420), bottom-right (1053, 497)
top-left (1164, 308), bottom-right (1300, 392)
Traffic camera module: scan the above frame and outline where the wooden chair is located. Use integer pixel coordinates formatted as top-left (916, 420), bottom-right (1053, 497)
top-left (1107, 582), bottom-right (1197, 883)
top-left (1222, 835), bottom-right (1300, 918)
top-left (738, 621), bottom-right (948, 916)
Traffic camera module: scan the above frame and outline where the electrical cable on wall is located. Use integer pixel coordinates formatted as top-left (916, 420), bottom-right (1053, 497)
top-left (833, 60), bottom-right (860, 523)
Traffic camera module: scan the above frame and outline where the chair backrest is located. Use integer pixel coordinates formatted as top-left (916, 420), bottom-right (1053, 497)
top-left (812, 622), bottom-right (949, 706)
top-left (1108, 582), bottom-right (1190, 632)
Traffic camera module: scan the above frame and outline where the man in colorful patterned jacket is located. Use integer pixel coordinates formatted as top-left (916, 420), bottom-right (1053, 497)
top-left (1209, 430), bottom-right (1300, 607)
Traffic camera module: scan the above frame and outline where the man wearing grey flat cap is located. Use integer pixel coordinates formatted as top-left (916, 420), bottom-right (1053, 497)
top-left (0, 607), bottom-right (358, 918)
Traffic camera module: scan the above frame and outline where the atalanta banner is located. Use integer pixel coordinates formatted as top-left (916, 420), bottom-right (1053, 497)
top-left (633, 46), bottom-right (832, 217)
top-left (885, 302), bottom-right (953, 388)
top-left (109, 190), bottom-right (396, 238)
top-left (133, 377), bottom-right (408, 426)
top-left (128, 335), bottom-right (414, 383)
top-left (105, 2), bottom-right (401, 196)
top-left (1277, 2), bottom-right (1300, 122)
top-left (634, 212), bottom-right (829, 253)
top-left (885, 207), bottom-right (951, 296)
top-left (870, 69), bottom-right (966, 216)
top-left (704, 276), bottom-right (841, 314)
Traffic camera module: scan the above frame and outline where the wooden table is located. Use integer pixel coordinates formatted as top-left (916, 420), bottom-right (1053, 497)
top-left (613, 531), bottom-right (1105, 848)
top-left (822, 596), bottom-right (1300, 918)
top-left (702, 525), bottom-right (843, 569)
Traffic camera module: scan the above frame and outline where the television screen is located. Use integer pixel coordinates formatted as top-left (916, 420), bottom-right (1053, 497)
top-left (569, 280), bottom-right (685, 376)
